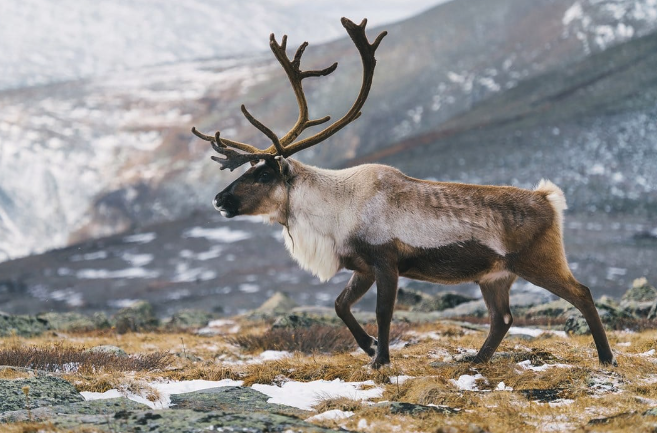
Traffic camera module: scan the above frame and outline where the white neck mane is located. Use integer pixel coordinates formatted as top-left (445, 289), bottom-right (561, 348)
top-left (281, 163), bottom-right (359, 282)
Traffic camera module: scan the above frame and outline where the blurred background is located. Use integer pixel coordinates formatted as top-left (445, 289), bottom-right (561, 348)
top-left (0, 0), bottom-right (655, 318)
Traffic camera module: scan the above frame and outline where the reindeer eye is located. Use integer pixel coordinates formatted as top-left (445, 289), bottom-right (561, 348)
top-left (257, 171), bottom-right (272, 183)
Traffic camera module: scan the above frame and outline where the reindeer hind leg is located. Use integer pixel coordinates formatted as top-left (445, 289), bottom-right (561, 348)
top-left (510, 231), bottom-right (616, 366)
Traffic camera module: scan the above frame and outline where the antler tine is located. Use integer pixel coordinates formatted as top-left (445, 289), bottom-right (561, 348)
top-left (274, 17), bottom-right (387, 158)
top-left (268, 33), bottom-right (339, 150)
top-left (240, 104), bottom-right (285, 155)
top-left (192, 127), bottom-right (274, 172)
top-left (191, 126), bottom-right (263, 155)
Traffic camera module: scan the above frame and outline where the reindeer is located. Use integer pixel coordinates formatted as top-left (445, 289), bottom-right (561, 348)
top-left (192, 18), bottom-right (616, 368)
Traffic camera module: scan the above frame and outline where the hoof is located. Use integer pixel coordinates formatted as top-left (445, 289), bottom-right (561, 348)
top-left (368, 357), bottom-right (390, 369)
top-left (362, 337), bottom-right (378, 357)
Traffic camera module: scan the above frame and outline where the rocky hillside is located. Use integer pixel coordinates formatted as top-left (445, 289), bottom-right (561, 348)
top-left (1, 283), bottom-right (656, 432)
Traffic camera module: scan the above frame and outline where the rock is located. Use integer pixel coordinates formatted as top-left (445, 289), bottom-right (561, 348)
top-left (564, 301), bottom-right (633, 335)
top-left (520, 388), bottom-right (563, 402)
top-left (0, 375), bottom-right (84, 412)
top-left (620, 277), bottom-right (657, 318)
top-left (272, 313), bottom-right (335, 329)
top-left (169, 386), bottom-right (309, 418)
top-left (436, 300), bottom-right (488, 318)
top-left (587, 412), bottom-right (634, 425)
top-left (0, 312), bottom-right (48, 337)
top-left (524, 299), bottom-right (575, 319)
top-left (396, 287), bottom-right (434, 310)
top-left (414, 291), bottom-right (476, 312)
top-left (36, 312), bottom-right (96, 332)
top-left (644, 407), bottom-right (657, 416)
top-left (24, 408), bottom-right (344, 432)
top-left (377, 401), bottom-right (459, 415)
top-left (250, 292), bottom-right (298, 319)
top-left (92, 312), bottom-right (113, 329)
top-left (85, 345), bottom-right (128, 357)
top-left (113, 300), bottom-right (159, 334)
top-left (0, 397), bottom-right (148, 422)
top-left (166, 309), bottom-right (214, 330)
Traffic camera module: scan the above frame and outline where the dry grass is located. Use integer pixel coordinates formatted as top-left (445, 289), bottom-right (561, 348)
top-left (0, 342), bottom-right (171, 373)
top-left (1, 319), bottom-right (657, 432)
top-left (229, 323), bottom-right (407, 354)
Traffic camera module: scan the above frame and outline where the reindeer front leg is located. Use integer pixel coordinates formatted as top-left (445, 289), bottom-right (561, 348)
top-left (371, 264), bottom-right (398, 368)
top-left (335, 271), bottom-right (377, 356)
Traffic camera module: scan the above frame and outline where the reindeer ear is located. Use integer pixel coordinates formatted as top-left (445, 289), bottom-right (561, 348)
top-left (275, 156), bottom-right (293, 177)
top-left (249, 160), bottom-right (259, 167)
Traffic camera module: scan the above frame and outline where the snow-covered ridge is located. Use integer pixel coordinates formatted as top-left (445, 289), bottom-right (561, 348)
top-left (0, 0), bottom-right (444, 91)
top-left (562, 0), bottom-right (657, 53)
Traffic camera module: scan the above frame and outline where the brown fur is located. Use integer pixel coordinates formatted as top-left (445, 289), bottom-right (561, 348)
top-left (213, 159), bottom-right (616, 368)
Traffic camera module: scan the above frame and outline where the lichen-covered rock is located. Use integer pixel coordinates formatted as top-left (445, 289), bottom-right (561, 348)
top-left (272, 313), bottom-right (334, 329)
top-left (166, 309), bottom-right (214, 330)
top-left (620, 277), bottom-right (657, 318)
top-left (250, 292), bottom-right (298, 319)
top-left (0, 312), bottom-right (48, 337)
top-left (0, 397), bottom-right (148, 422)
top-left (36, 312), bottom-right (97, 332)
top-left (436, 300), bottom-right (488, 318)
top-left (377, 401), bottom-right (459, 415)
top-left (26, 408), bottom-right (344, 433)
top-left (85, 345), bottom-right (128, 357)
top-left (564, 301), bottom-right (632, 335)
top-left (414, 291), bottom-right (476, 312)
top-left (113, 300), bottom-right (159, 334)
top-left (169, 386), bottom-right (309, 418)
top-left (525, 299), bottom-right (575, 318)
top-left (396, 287), bottom-right (435, 310)
top-left (0, 375), bottom-right (84, 413)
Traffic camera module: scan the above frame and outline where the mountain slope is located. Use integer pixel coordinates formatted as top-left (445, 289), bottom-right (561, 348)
top-left (0, 0), bottom-right (442, 91)
top-left (2, 0), bottom-right (657, 261)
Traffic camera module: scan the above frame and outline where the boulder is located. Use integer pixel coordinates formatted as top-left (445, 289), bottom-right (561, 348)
top-left (169, 386), bottom-right (309, 418)
top-left (0, 375), bottom-right (84, 413)
top-left (377, 401), bottom-right (458, 415)
top-left (620, 277), bottom-right (657, 318)
top-left (564, 301), bottom-right (633, 335)
top-left (0, 312), bottom-right (48, 337)
top-left (525, 299), bottom-right (575, 319)
top-left (272, 313), bottom-right (335, 329)
top-left (166, 309), bottom-right (214, 330)
top-left (36, 312), bottom-right (96, 332)
top-left (396, 287), bottom-right (435, 310)
top-left (113, 300), bottom-right (159, 334)
top-left (85, 345), bottom-right (128, 358)
top-left (251, 292), bottom-right (298, 318)
top-left (414, 291), bottom-right (476, 312)
top-left (0, 397), bottom-right (148, 422)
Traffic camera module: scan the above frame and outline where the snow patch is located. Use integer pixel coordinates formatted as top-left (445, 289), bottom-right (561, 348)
top-left (81, 379), bottom-right (243, 409)
top-left (183, 226), bottom-right (251, 243)
top-left (451, 374), bottom-right (486, 391)
top-left (306, 409), bottom-right (354, 421)
top-left (251, 379), bottom-right (384, 411)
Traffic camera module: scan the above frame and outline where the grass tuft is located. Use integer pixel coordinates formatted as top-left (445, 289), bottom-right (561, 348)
top-left (0, 343), bottom-right (171, 373)
top-left (228, 323), bottom-right (407, 354)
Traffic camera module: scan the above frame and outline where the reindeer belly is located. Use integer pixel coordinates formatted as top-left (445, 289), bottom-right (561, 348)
top-left (398, 240), bottom-right (502, 284)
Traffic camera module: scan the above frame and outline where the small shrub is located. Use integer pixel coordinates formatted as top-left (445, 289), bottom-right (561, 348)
top-left (0, 344), bottom-right (171, 373)
top-left (229, 324), bottom-right (407, 354)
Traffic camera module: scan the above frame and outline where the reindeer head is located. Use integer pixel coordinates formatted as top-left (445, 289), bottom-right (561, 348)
top-left (193, 18), bottom-right (386, 219)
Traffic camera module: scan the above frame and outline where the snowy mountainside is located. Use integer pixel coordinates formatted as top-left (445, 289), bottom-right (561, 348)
top-left (2, 0), bottom-right (657, 262)
top-left (0, 0), bottom-right (443, 91)
top-left (0, 57), bottom-right (274, 260)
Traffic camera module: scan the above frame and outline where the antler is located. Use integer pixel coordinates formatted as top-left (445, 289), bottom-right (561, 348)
top-left (192, 17), bottom-right (387, 171)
